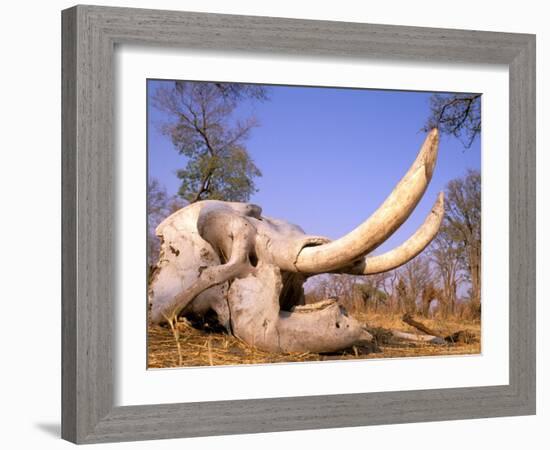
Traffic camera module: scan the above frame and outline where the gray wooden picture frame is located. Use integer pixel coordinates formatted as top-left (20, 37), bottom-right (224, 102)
top-left (61, 5), bottom-right (536, 444)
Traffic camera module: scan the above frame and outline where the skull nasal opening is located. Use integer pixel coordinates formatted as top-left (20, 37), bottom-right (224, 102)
top-left (249, 251), bottom-right (258, 267)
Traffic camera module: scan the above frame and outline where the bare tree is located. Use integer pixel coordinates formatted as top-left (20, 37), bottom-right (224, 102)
top-left (428, 232), bottom-right (463, 317)
top-left (395, 277), bottom-right (408, 314)
top-left (371, 272), bottom-right (391, 312)
top-left (444, 170), bottom-right (481, 316)
top-left (420, 282), bottom-right (439, 317)
top-left (384, 270), bottom-right (400, 313)
top-left (400, 256), bottom-right (432, 314)
top-left (423, 93), bottom-right (481, 148)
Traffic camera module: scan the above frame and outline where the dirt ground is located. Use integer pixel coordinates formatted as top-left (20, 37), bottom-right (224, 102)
top-left (147, 311), bottom-right (481, 368)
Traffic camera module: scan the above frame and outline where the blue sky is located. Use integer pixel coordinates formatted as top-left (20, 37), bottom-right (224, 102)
top-left (147, 80), bottom-right (480, 255)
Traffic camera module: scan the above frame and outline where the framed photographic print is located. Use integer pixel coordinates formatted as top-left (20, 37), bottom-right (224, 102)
top-left (145, 80), bottom-right (482, 369)
top-left (62, 5), bottom-right (536, 444)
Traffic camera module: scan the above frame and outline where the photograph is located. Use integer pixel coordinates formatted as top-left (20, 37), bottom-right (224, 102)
top-left (146, 79), bottom-right (482, 368)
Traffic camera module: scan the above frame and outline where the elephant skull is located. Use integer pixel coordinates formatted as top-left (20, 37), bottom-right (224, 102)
top-left (148, 129), bottom-right (444, 353)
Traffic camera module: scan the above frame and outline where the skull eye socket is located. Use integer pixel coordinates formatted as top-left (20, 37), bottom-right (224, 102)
top-left (249, 252), bottom-right (258, 267)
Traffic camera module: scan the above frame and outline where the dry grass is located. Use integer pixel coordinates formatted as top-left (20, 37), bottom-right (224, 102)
top-left (355, 311), bottom-right (481, 359)
top-left (147, 312), bottom-right (481, 369)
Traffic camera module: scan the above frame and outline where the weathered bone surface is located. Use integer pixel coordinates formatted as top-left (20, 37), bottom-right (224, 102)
top-left (148, 130), bottom-right (443, 354)
top-left (339, 191), bottom-right (445, 275)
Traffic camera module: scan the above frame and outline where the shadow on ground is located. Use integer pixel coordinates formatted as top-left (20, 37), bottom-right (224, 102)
top-left (35, 423), bottom-right (61, 438)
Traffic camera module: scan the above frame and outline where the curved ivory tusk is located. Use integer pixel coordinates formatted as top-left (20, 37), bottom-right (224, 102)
top-left (340, 192), bottom-right (444, 275)
top-left (295, 128), bottom-right (440, 273)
